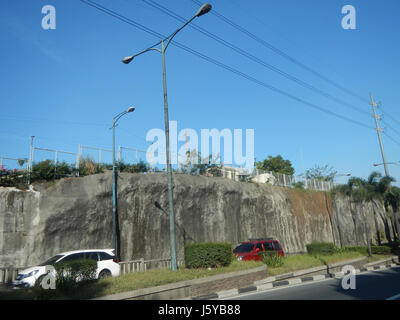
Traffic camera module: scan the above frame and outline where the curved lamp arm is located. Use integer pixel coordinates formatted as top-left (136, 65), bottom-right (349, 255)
top-left (112, 107), bottom-right (135, 128)
top-left (164, 3), bottom-right (212, 51)
top-left (121, 3), bottom-right (212, 62)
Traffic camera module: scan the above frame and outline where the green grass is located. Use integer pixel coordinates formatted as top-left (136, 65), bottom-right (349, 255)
top-left (71, 260), bottom-right (263, 299)
top-left (267, 251), bottom-right (365, 276)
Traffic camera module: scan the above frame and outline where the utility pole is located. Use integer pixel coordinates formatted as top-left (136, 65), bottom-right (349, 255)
top-left (370, 93), bottom-right (390, 177)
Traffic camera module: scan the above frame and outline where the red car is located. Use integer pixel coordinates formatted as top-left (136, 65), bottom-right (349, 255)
top-left (233, 238), bottom-right (285, 261)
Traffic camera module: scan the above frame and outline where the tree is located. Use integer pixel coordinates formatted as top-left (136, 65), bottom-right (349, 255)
top-left (305, 164), bottom-right (337, 182)
top-left (255, 155), bottom-right (294, 175)
top-left (187, 150), bottom-right (223, 176)
top-left (332, 172), bottom-right (399, 242)
top-left (119, 160), bottom-right (149, 173)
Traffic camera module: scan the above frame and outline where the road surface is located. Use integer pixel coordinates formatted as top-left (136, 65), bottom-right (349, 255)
top-left (226, 266), bottom-right (400, 300)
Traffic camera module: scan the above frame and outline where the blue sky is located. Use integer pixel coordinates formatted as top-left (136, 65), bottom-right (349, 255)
top-left (1, 0), bottom-right (400, 184)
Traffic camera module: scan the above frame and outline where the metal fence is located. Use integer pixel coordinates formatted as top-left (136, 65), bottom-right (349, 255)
top-left (3, 141), bottom-right (339, 192)
top-left (209, 167), bottom-right (337, 192)
top-left (0, 267), bottom-right (26, 284)
top-left (119, 258), bottom-right (185, 276)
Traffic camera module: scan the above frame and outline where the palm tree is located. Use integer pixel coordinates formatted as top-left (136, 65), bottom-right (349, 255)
top-left (384, 185), bottom-right (400, 241)
top-left (334, 172), bottom-right (399, 243)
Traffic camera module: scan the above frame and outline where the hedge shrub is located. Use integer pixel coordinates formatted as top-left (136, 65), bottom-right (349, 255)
top-left (258, 251), bottom-right (284, 268)
top-left (306, 242), bottom-right (336, 256)
top-left (33, 259), bottom-right (97, 299)
top-left (336, 246), bottom-right (368, 255)
top-left (371, 245), bottom-right (392, 255)
top-left (184, 242), bottom-right (232, 269)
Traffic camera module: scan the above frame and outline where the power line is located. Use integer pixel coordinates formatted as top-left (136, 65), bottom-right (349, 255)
top-left (79, 0), bottom-right (374, 131)
top-left (189, 0), bottom-right (369, 105)
top-left (0, 116), bottom-right (108, 127)
top-left (382, 120), bottom-right (400, 139)
top-left (383, 132), bottom-right (400, 148)
top-left (140, 0), bottom-right (371, 118)
top-left (379, 105), bottom-right (400, 127)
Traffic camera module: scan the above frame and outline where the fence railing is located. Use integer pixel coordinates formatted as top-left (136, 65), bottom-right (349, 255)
top-left (119, 258), bottom-right (185, 275)
top-left (0, 267), bottom-right (26, 284)
top-left (206, 167), bottom-right (337, 192)
top-left (2, 142), bottom-right (341, 193)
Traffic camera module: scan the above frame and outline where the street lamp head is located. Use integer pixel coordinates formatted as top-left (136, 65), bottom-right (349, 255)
top-left (195, 3), bottom-right (212, 17)
top-left (373, 163), bottom-right (379, 167)
top-left (122, 56), bottom-right (134, 64)
top-left (127, 107), bottom-right (135, 113)
top-left (154, 201), bottom-right (162, 210)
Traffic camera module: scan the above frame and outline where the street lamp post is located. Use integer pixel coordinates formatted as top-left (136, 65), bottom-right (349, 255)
top-left (112, 106), bottom-right (135, 260)
top-left (121, 3), bottom-right (212, 271)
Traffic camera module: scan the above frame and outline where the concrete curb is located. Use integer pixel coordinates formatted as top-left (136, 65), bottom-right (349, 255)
top-left (191, 255), bottom-right (400, 300)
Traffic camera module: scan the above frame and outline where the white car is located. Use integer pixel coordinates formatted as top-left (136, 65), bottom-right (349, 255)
top-left (12, 249), bottom-right (120, 288)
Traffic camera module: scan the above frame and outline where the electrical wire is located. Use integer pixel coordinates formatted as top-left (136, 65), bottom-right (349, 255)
top-left (140, 0), bottom-right (371, 118)
top-left (383, 132), bottom-right (400, 148)
top-left (189, 0), bottom-right (370, 105)
top-left (79, 0), bottom-right (374, 131)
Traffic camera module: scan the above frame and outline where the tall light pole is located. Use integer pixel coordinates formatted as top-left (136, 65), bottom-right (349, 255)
top-left (111, 106), bottom-right (135, 260)
top-left (121, 3), bottom-right (212, 271)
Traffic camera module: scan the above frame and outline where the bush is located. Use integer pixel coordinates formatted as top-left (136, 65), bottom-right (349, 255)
top-left (118, 160), bottom-right (149, 173)
top-left (55, 259), bottom-right (97, 283)
top-left (32, 259), bottom-right (97, 299)
top-left (388, 241), bottom-right (400, 255)
top-left (371, 245), bottom-right (392, 255)
top-left (184, 242), bottom-right (232, 269)
top-left (293, 181), bottom-right (305, 189)
top-left (306, 242), bottom-right (336, 256)
top-left (336, 246), bottom-right (368, 255)
top-left (258, 251), bottom-right (285, 268)
top-left (0, 169), bottom-right (27, 189)
top-left (78, 156), bottom-right (104, 176)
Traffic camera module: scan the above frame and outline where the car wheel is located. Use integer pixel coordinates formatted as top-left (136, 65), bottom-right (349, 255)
top-left (98, 269), bottom-right (111, 279)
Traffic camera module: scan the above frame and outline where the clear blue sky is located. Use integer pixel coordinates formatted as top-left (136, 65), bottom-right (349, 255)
top-left (1, 0), bottom-right (400, 184)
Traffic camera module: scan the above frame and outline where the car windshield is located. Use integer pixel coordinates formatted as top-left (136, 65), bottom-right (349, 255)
top-left (233, 243), bottom-right (254, 253)
top-left (38, 254), bottom-right (64, 266)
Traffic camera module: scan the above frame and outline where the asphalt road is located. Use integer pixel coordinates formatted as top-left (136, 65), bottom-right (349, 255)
top-left (227, 266), bottom-right (400, 300)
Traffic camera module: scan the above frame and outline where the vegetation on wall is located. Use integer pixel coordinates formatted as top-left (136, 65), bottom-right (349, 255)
top-left (0, 157), bottom-right (150, 189)
top-left (305, 164), bottom-right (337, 182)
top-left (331, 171), bottom-right (400, 242)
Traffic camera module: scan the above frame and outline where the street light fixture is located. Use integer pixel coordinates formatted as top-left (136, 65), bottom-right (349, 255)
top-left (121, 3), bottom-right (212, 271)
top-left (336, 173), bottom-right (351, 177)
top-left (111, 106), bottom-right (135, 260)
top-left (373, 162), bottom-right (400, 167)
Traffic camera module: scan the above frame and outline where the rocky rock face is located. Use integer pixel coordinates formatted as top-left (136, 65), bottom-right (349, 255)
top-left (0, 173), bottom-right (395, 267)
